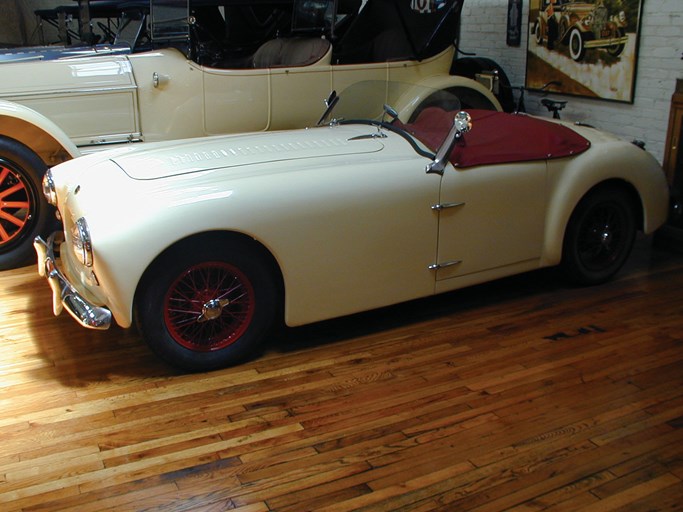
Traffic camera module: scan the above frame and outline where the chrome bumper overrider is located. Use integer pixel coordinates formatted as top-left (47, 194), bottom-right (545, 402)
top-left (34, 233), bottom-right (112, 330)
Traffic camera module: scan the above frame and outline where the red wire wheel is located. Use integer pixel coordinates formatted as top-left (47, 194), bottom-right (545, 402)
top-left (0, 162), bottom-right (31, 247)
top-left (163, 261), bottom-right (256, 352)
top-left (137, 238), bottom-right (279, 371)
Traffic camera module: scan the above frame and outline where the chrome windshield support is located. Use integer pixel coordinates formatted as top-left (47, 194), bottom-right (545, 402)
top-left (426, 111), bottom-right (472, 175)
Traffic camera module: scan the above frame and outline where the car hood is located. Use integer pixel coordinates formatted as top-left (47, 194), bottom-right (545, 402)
top-left (107, 126), bottom-right (385, 180)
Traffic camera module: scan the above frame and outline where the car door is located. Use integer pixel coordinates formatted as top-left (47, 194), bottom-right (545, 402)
top-left (268, 63), bottom-right (334, 130)
top-left (202, 67), bottom-right (271, 134)
top-left (433, 160), bottom-right (548, 291)
top-left (263, 133), bottom-right (443, 326)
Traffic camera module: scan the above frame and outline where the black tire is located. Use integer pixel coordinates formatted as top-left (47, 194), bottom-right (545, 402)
top-left (408, 89), bottom-right (462, 123)
top-left (606, 28), bottom-right (625, 57)
top-left (534, 19), bottom-right (544, 45)
top-left (561, 188), bottom-right (637, 286)
top-left (0, 138), bottom-right (53, 270)
top-left (451, 57), bottom-right (514, 113)
top-left (411, 86), bottom-right (497, 124)
top-left (547, 17), bottom-right (558, 50)
top-left (569, 27), bottom-right (586, 61)
top-left (136, 237), bottom-right (280, 372)
top-left (455, 87), bottom-right (499, 111)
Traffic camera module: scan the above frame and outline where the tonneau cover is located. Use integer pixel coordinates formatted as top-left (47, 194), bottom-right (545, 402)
top-left (401, 108), bottom-right (591, 168)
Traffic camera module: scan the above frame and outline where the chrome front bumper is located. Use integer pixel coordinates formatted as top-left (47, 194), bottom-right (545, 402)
top-left (34, 233), bottom-right (112, 330)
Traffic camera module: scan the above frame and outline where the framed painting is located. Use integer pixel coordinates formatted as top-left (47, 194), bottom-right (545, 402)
top-left (525, 0), bottom-right (644, 103)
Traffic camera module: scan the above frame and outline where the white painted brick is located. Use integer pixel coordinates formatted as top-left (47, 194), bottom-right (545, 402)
top-left (459, 0), bottom-right (683, 164)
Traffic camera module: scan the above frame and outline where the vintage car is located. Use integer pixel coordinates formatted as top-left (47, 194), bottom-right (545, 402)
top-left (0, 0), bottom-right (505, 271)
top-left (534, 0), bottom-right (628, 61)
top-left (34, 82), bottom-right (670, 372)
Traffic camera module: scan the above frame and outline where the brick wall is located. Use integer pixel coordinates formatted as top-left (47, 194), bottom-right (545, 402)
top-left (459, 0), bottom-right (683, 164)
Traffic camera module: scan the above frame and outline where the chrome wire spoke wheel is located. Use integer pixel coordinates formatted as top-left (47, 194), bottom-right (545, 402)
top-left (163, 261), bottom-right (256, 352)
top-left (137, 237), bottom-right (280, 371)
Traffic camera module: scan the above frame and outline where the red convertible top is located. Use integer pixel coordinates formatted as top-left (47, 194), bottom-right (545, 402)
top-left (400, 108), bottom-right (591, 168)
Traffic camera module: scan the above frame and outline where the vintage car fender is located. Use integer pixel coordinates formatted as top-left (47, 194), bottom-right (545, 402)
top-left (541, 125), bottom-right (669, 267)
top-left (412, 74), bottom-right (502, 113)
top-left (0, 99), bottom-right (80, 164)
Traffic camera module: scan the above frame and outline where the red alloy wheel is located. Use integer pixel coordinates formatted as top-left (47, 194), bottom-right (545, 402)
top-left (163, 261), bottom-right (256, 352)
top-left (0, 164), bottom-right (31, 246)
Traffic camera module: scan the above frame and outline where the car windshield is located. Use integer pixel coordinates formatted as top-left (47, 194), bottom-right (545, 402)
top-left (318, 81), bottom-right (463, 153)
top-left (321, 81), bottom-right (460, 121)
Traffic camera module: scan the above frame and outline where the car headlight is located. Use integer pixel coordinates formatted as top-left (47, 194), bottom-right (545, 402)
top-left (71, 217), bottom-right (93, 267)
top-left (42, 169), bottom-right (57, 206)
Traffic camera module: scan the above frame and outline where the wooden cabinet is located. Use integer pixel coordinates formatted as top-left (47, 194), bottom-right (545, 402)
top-left (655, 80), bottom-right (683, 250)
top-left (663, 79), bottom-right (683, 189)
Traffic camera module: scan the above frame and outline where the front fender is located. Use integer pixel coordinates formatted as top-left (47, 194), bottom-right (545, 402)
top-left (541, 138), bottom-right (669, 266)
top-left (0, 99), bottom-right (80, 164)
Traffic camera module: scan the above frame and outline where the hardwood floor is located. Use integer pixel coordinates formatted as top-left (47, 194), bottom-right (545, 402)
top-left (1, 235), bottom-right (682, 511)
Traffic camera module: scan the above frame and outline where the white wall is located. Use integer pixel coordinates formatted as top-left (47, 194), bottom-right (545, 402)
top-left (459, 0), bottom-right (683, 164)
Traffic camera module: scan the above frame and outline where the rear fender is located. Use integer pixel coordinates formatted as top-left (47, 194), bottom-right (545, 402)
top-left (407, 75), bottom-right (503, 113)
top-left (0, 100), bottom-right (79, 165)
top-left (541, 143), bottom-right (669, 266)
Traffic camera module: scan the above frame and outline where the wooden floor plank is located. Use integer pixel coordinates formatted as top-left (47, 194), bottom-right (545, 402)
top-left (1, 236), bottom-right (682, 510)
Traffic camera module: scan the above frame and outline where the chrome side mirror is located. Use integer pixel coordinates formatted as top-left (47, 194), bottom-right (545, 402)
top-left (426, 111), bottom-right (472, 175)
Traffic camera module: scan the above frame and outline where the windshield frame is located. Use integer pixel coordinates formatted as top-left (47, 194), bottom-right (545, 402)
top-left (337, 118), bottom-right (438, 160)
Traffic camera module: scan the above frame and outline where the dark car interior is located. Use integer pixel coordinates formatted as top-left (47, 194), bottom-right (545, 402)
top-left (33, 0), bottom-right (468, 70)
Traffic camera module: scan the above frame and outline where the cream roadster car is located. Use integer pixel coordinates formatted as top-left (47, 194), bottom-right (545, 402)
top-left (0, 0), bottom-right (506, 271)
top-left (34, 82), bottom-right (669, 371)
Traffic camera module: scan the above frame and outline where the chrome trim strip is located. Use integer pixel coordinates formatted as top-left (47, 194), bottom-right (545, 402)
top-left (34, 233), bottom-right (112, 330)
top-left (82, 135), bottom-right (144, 146)
top-left (348, 132), bottom-right (387, 141)
top-left (0, 55), bottom-right (45, 63)
top-left (2, 85), bottom-right (137, 100)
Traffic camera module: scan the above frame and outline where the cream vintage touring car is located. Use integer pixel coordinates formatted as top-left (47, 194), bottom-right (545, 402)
top-left (34, 82), bottom-right (669, 371)
top-left (0, 0), bottom-right (506, 270)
